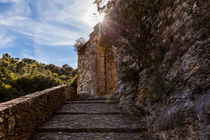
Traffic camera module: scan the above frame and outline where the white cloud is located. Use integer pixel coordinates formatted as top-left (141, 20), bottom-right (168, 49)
top-left (33, 45), bottom-right (50, 64)
top-left (21, 49), bottom-right (35, 59)
top-left (34, 0), bottom-right (99, 27)
top-left (0, 0), bottom-right (20, 3)
top-left (0, 28), bottom-right (15, 48)
top-left (56, 57), bottom-right (78, 68)
top-left (10, 18), bottom-right (81, 46)
top-left (0, 0), bottom-right (103, 67)
top-left (0, 0), bottom-right (102, 47)
top-left (0, 0), bottom-right (31, 17)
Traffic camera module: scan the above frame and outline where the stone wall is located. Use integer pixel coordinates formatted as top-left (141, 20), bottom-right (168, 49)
top-left (97, 37), bottom-right (117, 95)
top-left (78, 24), bottom-right (117, 96)
top-left (77, 25), bottom-right (99, 96)
top-left (0, 85), bottom-right (75, 140)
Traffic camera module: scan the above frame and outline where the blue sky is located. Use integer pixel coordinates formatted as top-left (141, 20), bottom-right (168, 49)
top-left (0, 0), bottom-right (104, 68)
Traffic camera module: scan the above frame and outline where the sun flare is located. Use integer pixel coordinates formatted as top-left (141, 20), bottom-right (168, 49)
top-left (97, 13), bottom-right (106, 23)
top-left (82, 2), bottom-right (106, 27)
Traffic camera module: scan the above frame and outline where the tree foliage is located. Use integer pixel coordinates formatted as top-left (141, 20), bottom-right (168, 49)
top-left (0, 53), bottom-right (76, 102)
top-left (94, 0), bottom-right (117, 13)
top-left (95, 0), bottom-right (176, 82)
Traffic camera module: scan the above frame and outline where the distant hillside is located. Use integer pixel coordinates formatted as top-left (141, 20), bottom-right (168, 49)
top-left (0, 53), bottom-right (77, 102)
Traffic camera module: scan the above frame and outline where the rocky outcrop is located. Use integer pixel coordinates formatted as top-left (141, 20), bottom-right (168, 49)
top-left (78, 0), bottom-right (209, 139)
top-left (111, 0), bottom-right (210, 139)
top-left (0, 85), bottom-right (75, 139)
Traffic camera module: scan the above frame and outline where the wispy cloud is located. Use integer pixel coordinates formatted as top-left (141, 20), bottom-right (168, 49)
top-left (0, 0), bottom-right (102, 67)
top-left (0, 27), bottom-right (15, 48)
top-left (11, 19), bottom-right (81, 46)
top-left (56, 57), bottom-right (78, 68)
top-left (33, 45), bottom-right (51, 64)
top-left (21, 48), bottom-right (35, 59)
top-left (0, 0), bottom-right (100, 47)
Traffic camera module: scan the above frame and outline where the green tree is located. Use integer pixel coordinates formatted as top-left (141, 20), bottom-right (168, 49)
top-left (0, 53), bottom-right (76, 102)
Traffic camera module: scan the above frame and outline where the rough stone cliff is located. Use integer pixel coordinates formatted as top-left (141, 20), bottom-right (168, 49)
top-left (78, 0), bottom-right (209, 139)
top-left (111, 0), bottom-right (210, 139)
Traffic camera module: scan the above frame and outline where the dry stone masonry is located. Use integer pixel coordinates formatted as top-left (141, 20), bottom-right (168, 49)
top-left (78, 24), bottom-right (117, 97)
top-left (0, 85), bottom-right (74, 140)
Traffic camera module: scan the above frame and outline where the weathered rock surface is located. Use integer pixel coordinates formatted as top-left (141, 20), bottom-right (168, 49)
top-left (111, 0), bottom-right (210, 139)
top-left (77, 0), bottom-right (209, 139)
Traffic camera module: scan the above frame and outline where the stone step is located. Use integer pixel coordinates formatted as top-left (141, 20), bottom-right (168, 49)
top-left (37, 114), bottom-right (145, 132)
top-left (33, 132), bottom-right (147, 140)
top-left (33, 98), bottom-right (148, 140)
top-left (65, 100), bottom-right (117, 104)
top-left (37, 127), bottom-right (145, 133)
top-left (56, 112), bottom-right (124, 115)
top-left (56, 103), bottom-right (123, 114)
top-left (82, 97), bottom-right (113, 101)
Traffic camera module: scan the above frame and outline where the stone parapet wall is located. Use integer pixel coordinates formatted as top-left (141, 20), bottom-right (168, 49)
top-left (0, 85), bottom-right (74, 140)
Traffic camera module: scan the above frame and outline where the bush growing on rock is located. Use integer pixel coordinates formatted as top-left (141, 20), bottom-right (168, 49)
top-left (67, 74), bottom-right (77, 93)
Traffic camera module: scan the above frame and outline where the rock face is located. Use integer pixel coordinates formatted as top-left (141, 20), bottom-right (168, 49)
top-left (78, 0), bottom-right (209, 139)
top-left (112, 0), bottom-right (210, 139)
top-left (77, 24), bottom-right (117, 97)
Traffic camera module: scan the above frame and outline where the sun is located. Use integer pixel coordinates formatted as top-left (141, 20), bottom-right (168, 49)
top-left (96, 13), bottom-right (105, 23)
top-left (82, 2), bottom-right (106, 27)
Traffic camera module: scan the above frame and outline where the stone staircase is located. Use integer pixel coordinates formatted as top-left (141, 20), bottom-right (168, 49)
top-left (33, 97), bottom-right (147, 140)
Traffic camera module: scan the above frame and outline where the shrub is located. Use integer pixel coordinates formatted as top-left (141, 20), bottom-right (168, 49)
top-left (74, 38), bottom-right (86, 52)
top-left (67, 75), bottom-right (77, 93)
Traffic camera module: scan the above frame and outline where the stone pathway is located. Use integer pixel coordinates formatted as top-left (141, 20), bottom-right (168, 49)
top-left (33, 98), bottom-right (147, 140)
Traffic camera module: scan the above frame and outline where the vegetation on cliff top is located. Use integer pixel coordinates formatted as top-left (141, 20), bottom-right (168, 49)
top-left (0, 53), bottom-right (76, 102)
